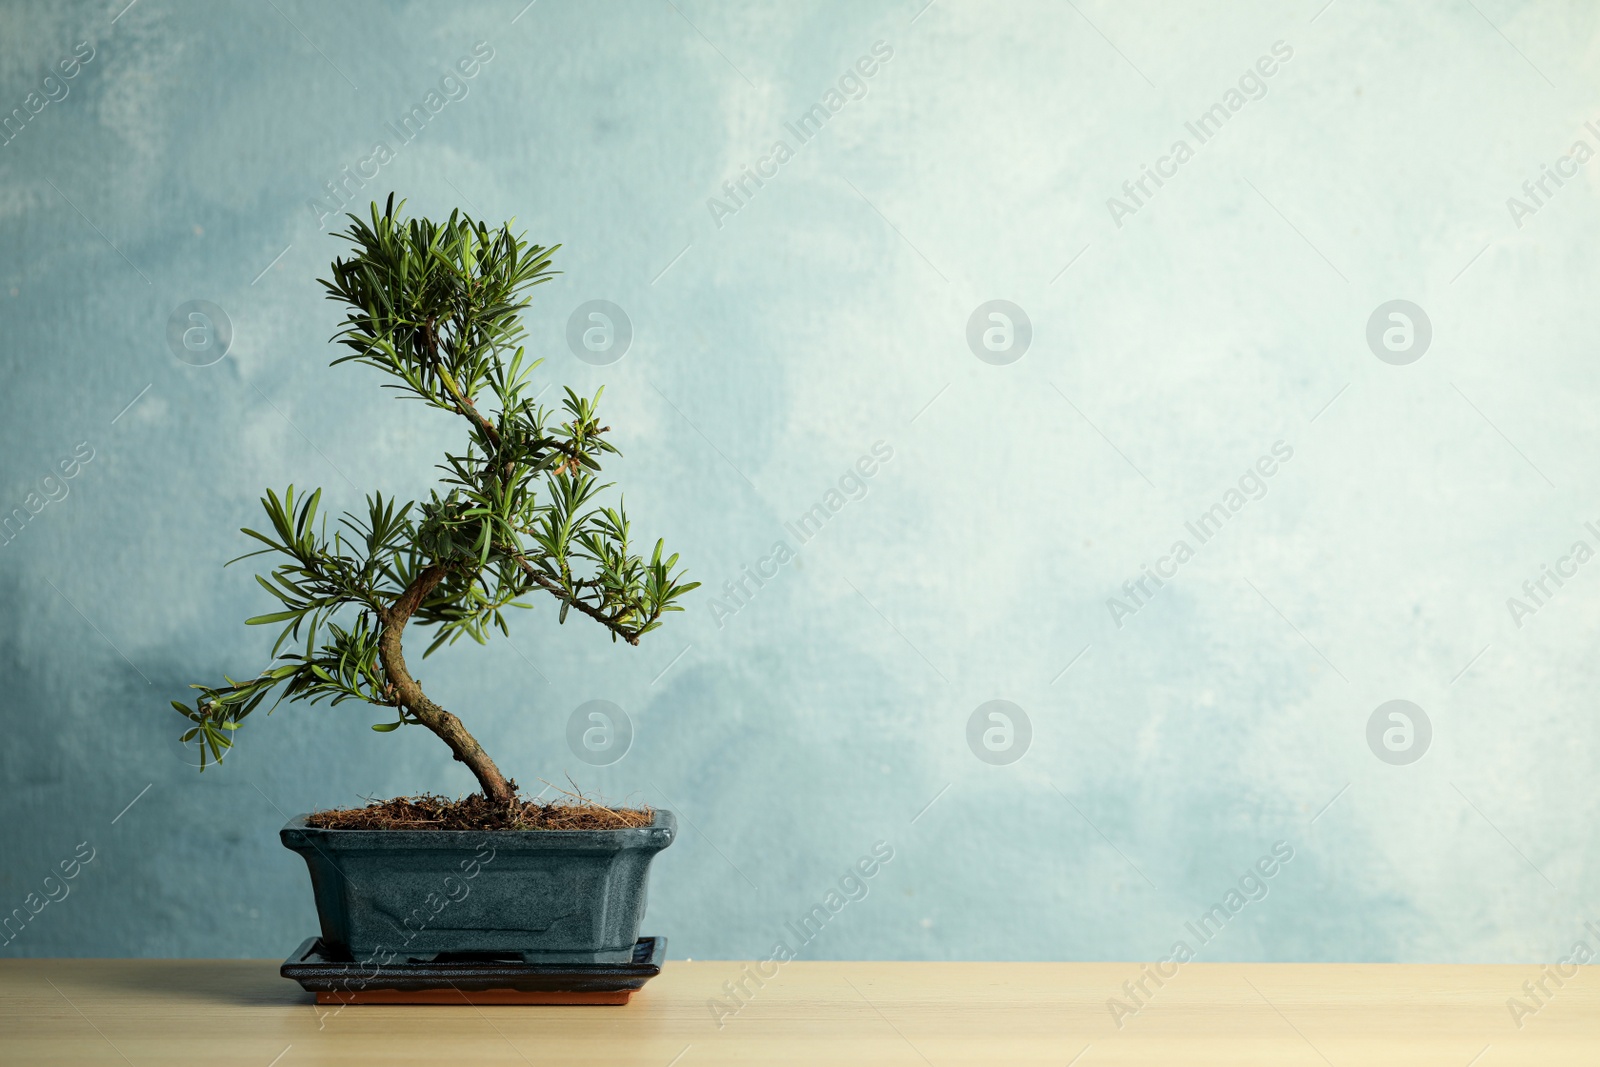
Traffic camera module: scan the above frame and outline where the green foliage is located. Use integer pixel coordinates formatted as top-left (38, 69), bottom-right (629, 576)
top-left (175, 196), bottom-right (698, 769)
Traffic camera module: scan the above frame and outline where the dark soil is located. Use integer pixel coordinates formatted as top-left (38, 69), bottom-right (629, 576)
top-left (306, 788), bottom-right (653, 831)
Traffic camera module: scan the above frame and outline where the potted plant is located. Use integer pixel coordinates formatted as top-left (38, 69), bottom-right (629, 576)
top-left (172, 197), bottom-right (698, 970)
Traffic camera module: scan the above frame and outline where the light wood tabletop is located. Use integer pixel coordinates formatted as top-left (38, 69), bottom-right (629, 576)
top-left (1, 957), bottom-right (1594, 1065)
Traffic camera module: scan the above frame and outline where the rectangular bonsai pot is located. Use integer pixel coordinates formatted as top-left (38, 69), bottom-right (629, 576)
top-left (280, 810), bottom-right (674, 964)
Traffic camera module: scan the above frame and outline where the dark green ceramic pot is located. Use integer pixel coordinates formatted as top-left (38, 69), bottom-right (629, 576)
top-left (280, 810), bottom-right (675, 964)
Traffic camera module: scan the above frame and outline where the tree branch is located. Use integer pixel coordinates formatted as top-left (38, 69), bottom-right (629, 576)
top-left (508, 551), bottom-right (650, 645)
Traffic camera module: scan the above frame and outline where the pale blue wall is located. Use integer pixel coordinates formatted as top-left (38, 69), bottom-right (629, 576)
top-left (2, 0), bottom-right (1597, 965)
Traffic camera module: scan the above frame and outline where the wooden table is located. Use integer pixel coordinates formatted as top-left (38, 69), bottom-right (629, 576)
top-left (2, 958), bottom-right (1594, 1065)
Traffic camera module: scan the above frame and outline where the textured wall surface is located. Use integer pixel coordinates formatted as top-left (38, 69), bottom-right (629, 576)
top-left (2, 0), bottom-right (1598, 966)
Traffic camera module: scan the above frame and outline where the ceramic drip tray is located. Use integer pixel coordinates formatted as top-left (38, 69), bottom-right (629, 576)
top-left (281, 935), bottom-right (666, 1005)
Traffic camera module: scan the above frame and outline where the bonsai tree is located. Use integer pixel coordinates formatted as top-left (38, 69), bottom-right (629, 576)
top-left (173, 196), bottom-right (697, 807)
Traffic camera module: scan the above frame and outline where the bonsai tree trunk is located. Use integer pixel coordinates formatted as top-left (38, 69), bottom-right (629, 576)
top-left (377, 563), bottom-right (514, 805)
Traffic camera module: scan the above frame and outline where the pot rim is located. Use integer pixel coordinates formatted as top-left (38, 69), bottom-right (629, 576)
top-left (280, 807), bottom-right (676, 845)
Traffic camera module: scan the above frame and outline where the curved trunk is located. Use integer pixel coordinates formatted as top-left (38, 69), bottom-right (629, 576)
top-left (378, 563), bottom-right (514, 805)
